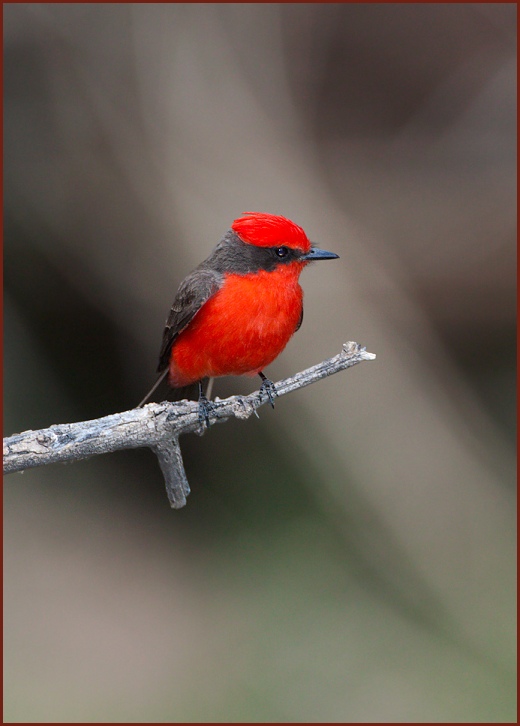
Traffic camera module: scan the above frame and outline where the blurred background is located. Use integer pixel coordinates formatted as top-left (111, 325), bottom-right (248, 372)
top-left (4, 4), bottom-right (516, 722)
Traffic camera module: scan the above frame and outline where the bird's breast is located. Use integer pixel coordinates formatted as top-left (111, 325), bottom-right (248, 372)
top-left (218, 267), bottom-right (303, 338)
top-left (169, 265), bottom-right (304, 385)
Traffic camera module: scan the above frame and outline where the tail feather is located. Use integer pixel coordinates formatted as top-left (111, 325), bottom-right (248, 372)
top-left (138, 373), bottom-right (212, 408)
top-left (137, 369), bottom-right (169, 407)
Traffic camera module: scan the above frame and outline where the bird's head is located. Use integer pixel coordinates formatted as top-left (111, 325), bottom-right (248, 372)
top-left (231, 212), bottom-right (339, 268)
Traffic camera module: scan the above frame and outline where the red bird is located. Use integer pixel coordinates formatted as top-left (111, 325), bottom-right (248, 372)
top-left (139, 212), bottom-right (339, 423)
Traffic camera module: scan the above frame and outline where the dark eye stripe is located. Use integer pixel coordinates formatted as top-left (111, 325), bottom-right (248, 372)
top-left (208, 231), bottom-right (303, 275)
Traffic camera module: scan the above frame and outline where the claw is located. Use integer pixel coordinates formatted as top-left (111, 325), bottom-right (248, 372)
top-left (258, 373), bottom-right (277, 409)
top-left (198, 393), bottom-right (216, 429)
top-left (197, 382), bottom-right (216, 430)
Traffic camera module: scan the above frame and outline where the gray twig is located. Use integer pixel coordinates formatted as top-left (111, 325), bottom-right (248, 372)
top-left (3, 342), bottom-right (376, 507)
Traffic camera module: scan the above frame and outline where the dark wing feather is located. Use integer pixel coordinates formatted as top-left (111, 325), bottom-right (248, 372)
top-left (157, 268), bottom-right (223, 372)
top-left (295, 306), bottom-right (304, 332)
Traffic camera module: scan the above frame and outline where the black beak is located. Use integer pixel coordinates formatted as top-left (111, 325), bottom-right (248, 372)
top-left (302, 246), bottom-right (340, 261)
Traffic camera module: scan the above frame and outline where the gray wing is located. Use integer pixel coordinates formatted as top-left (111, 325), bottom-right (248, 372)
top-left (157, 268), bottom-right (223, 372)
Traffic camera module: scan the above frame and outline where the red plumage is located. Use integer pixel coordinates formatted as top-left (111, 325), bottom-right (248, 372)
top-left (232, 212), bottom-right (311, 252)
top-left (169, 265), bottom-right (304, 386)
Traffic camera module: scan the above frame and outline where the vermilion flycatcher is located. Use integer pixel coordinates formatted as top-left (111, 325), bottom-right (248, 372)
top-left (139, 212), bottom-right (339, 423)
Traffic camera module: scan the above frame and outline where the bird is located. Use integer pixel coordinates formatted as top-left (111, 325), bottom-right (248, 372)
top-left (138, 212), bottom-right (339, 425)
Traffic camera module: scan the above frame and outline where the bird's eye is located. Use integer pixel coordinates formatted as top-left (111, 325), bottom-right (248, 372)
top-left (275, 246), bottom-right (289, 258)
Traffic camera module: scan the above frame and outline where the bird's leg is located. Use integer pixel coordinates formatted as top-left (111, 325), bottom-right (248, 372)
top-left (258, 371), bottom-right (277, 408)
top-left (198, 380), bottom-right (216, 429)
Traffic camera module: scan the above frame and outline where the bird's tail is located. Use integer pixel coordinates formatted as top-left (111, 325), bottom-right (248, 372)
top-left (137, 369), bottom-right (169, 407)
top-left (138, 372), bottom-right (212, 408)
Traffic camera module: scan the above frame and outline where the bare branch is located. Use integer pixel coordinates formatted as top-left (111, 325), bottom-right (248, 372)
top-left (3, 342), bottom-right (376, 507)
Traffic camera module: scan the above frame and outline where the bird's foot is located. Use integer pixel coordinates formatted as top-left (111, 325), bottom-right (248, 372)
top-left (198, 393), bottom-right (216, 430)
top-left (259, 375), bottom-right (277, 409)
